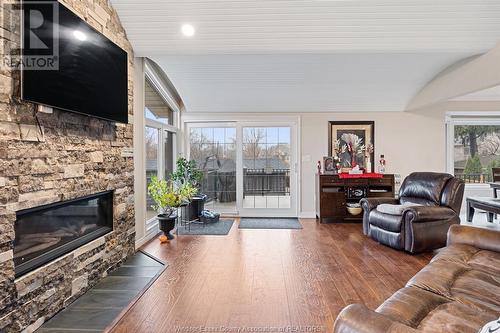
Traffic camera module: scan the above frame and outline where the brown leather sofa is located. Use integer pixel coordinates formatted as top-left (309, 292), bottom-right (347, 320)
top-left (360, 172), bottom-right (465, 253)
top-left (333, 225), bottom-right (500, 333)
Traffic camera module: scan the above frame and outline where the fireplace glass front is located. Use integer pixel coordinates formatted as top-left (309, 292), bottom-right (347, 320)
top-left (14, 191), bottom-right (113, 277)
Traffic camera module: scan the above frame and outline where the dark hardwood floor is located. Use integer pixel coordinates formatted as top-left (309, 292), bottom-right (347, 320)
top-left (109, 219), bottom-right (433, 333)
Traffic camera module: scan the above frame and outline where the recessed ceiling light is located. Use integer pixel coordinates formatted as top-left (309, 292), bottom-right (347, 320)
top-left (181, 24), bottom-right (195, 37)
top-left (73, 30), bottom-right (87, 41)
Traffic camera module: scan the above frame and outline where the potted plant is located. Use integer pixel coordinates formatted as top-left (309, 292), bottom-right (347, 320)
top-left (172, 158), bottom-right (206, 221)
top-left (147, 176), bottom-right (185, 240)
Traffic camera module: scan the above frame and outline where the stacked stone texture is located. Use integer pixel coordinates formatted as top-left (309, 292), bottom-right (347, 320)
top-left (0, 0), bottom-right (135, 331)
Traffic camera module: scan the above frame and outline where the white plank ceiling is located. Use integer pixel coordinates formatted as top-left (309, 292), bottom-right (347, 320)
top-left (111, 0), bottom-right (500, 112)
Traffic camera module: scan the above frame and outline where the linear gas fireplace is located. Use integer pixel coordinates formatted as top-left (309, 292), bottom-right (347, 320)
top-left (14, 191), bottom-right (113, 277)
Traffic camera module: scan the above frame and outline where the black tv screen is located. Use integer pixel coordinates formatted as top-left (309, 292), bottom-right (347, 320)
top-left (21, 1), bottom-right (128, 123)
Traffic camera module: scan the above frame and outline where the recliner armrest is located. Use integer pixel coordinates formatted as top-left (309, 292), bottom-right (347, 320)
top-left (360, 198), bottom-right (399, 212)
top-left (360, 198), bottom-right (399, 235)
top-left (333, 304), bottom-right (417, 333)
top-left (404, 206), bottom-right (456, 223)
top-left (447, 224), bottom-right (500, 253)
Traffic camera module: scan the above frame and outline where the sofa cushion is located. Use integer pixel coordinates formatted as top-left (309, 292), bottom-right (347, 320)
top-left (376, 286), bottom-right (497, 333)
top-left (376, 287), bottom-right (449, 328)
top-left (369, 209), bottom-right (404, 232)
top-left (431, 243), bottom-right (500, 276)
top-left (376, 202), bottom-right (421, 216)
top-left (416, 301), bottom-right (497, 333)
top-left (406, 244), bottom-right (500, 315)
top-left (375, 244), bottom-right (500, 333)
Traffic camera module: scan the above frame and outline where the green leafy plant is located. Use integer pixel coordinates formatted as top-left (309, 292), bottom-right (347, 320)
top-left (179, 182), bottom-right (198, 202)
top-left (147, 177), bottom-right (184, 217)
top-left (464, 155), bottom-right (483, 175)
top-left (171, 158), bottom-right (203, 191)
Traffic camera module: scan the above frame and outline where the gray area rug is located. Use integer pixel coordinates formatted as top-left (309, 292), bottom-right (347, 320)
top-left (176, 219), bottom-right (234, 235)
top-left (239, 217), bottom-right (302, 229)
top-left (38, 252), bottom-right (165, 333)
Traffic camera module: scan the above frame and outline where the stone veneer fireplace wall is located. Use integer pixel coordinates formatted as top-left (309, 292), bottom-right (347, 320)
top-left (0, 0), bottom-right (135, 331)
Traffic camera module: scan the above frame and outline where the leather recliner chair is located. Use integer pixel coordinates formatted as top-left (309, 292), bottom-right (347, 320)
top-left (360, 172), bottom-right (465, 253)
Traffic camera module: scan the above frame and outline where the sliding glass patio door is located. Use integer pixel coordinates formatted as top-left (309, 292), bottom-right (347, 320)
top-left (187, 122), bottom-right (298, 217)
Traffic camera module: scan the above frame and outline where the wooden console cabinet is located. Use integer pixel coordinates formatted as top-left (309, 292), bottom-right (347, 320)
top-left (315, 174), bottom-right (395, 223)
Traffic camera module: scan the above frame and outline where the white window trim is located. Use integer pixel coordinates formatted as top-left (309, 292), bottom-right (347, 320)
top-left (445, 111), bottom-right (500, 189)
top-left (135, 58), bottom-right (181, 248)
top-left (144, 90), bottom-right (179, 230)
top-left (145, 60), bottom-right (181, 114)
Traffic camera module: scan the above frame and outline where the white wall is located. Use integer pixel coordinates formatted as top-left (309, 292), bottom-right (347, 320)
top-left (181, 101), bottom-right (500, 217)
top-left (300, 107), bottom-right (446, 215)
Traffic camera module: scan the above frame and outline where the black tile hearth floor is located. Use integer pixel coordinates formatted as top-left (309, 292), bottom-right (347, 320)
top-left (36, 251), bottom-right (166, 333)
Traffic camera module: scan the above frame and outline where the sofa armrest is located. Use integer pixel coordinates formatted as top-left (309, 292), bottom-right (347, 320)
top-left (333, 304), bottom-right (417, 333)
top-left (404, 206), bottom-right (456, 223)
top-left (447, 224), bottom-right (500, 253)
top-left (360, 198), bottom-right (399, 212)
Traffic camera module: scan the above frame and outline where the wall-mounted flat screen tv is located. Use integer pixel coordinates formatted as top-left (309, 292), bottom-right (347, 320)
top-left (21, 1), bottom-right (128, 123)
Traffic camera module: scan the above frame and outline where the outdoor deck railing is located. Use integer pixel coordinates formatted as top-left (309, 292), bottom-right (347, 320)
top-left (455, 173), bottom-right (493, 183)
top-left (243, 168), bottom-right (290, 197)
top-left (199, 168), bottom-right (291, 203)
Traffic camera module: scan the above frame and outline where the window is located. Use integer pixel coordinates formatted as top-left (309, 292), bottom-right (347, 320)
top-left (189, 127), bottom-right (237, 211)
top-left (164, 130), bottom-right (174, 179)
top-left (144, 76), bottom-right (177, 223)
top-left (242, 127), bottom-right (291, 209)
top-left (145, 79), bottom-right (173, 125)
top-left (447, 115), bottom-right (500, 184)
top-left (145, 126), bottom-right (159, 221)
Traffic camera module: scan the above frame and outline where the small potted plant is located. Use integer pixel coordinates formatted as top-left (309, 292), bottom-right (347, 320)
top-left (172, 158), bottom-right (206, 221)
top-left (147, 177), bottom-right (184, 240)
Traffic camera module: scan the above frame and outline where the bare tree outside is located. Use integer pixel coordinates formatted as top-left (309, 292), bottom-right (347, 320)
top-left (243, 128), bottom-right (266, 158)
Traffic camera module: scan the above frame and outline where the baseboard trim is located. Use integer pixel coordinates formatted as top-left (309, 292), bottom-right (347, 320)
top-left (299, 211), bottom-right (316, 219)
top-left (135, 223), bottom-right (160, 249)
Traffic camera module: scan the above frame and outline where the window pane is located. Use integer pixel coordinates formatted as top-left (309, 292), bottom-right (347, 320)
top-left (145, 79), bottom-right (173, 125)
top-left (454, 125), bottom-right (500, 183)
top-left (225, 128), bottom-right (236, 142)
top-left (164, 131), bottom-right (174, 179)
top-left (243, 127), bottom-right (291, 209)
top-left (278, 127), bottom-right (291, 144)
top-left (190, 128), bottom-right (201, 143)
top-left (266, 127), bottom-right (279, 144)
top-left (189, 127), bottom-right (236, 212)
top-left (145, 127), bottom-right (159, 221)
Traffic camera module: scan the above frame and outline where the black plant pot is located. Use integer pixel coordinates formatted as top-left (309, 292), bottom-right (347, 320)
top-left (187, 194), bottom-right (208, 221)
top-left (158, 214), bottom-right (177, 240)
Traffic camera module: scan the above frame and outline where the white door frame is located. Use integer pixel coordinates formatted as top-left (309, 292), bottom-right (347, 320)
top-left (184, 118), bottom-right (300, 217)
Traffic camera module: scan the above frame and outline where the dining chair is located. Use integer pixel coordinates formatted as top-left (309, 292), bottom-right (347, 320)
top-left (493, 167), bottom-right (500, 182)
top-left (491, 167), bottom-right (500, 220)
